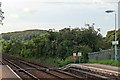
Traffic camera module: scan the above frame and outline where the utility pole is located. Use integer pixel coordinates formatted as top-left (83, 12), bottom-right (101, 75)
top-left (0, 2), bottom-right (4, 25)
top-left (118, 1), bottom-right (120, 29)
top-left (105, 10), bottom-right (118, 61)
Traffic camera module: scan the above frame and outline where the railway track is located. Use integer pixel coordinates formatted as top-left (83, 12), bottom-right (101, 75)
top-left (3, 56), bottom-right (84, 80)
top-left (3, 58), bottom-right (40, 80)
top-left (0, 60), bottom-right (4, 65)
top-left (3, 55), bottom-right (119, 80)
top-left (64, 66), bottom-right (119, 80)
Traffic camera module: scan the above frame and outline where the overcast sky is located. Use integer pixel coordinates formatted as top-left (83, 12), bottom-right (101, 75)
top-left (0, 0), bottom-right (120, 36)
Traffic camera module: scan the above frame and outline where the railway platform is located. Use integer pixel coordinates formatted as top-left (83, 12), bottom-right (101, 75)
top-left (71, 64), bottom-right (120, 78)
top-left (0, 65), bottom-right (21, 80)
top-left (71, 64), bottom-right (120, 72)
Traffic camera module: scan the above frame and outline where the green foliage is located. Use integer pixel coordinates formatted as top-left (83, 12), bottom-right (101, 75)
top-left (105, 29), bottom-right (120, 49)
top-left (117, 29), bottom-right (120, 48)
top-left (2, 26), bottom-right (104, 65)
top-left (89, 59), bottom-right (120, 66)
top-left (2, 29), bottom-right (48, 40)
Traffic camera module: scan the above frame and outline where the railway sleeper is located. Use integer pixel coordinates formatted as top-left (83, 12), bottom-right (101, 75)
top-left (70, 66), bottom-right (119, 78)
top-left (65, 68), bottom-right (111, 80)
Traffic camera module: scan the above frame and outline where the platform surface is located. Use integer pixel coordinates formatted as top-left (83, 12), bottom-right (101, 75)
top-left (71, 64), bottom-right (120, 72)
top-left (83, 64), bottom-right (119, 71)
top-left (0, 65), bottom-right (21, 80)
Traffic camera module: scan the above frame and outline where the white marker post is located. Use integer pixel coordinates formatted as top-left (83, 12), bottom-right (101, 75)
top-left (78, 52), bottom-right (82, 63)
top-left (73, 53), bottom-right (76, 64)
top-left (112, 41), bottom-right (119, 61)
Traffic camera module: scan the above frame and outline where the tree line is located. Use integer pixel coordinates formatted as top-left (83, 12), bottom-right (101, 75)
top-left (1, 26), bottom-right (120, 63)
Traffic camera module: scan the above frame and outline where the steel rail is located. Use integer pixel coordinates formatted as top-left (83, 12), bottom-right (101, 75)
top-left (0, 60), bottom-right (4, 65)
top-left (4, 56), bottom-right (84, 80)
top-left (67, 67), bottom-right (117, 80)
top-left (3, 58), bottom-right (40, 80)
top-left (3, 57), bottom-right (66, 80)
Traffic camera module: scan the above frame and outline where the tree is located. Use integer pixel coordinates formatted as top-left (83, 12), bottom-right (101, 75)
top-left (2, 26), bottom-right (105, 63)
top-left (80, 26), bottom-right (103, 51)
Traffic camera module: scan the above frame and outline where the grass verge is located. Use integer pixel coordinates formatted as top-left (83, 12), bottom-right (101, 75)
top-left (89, 59), bottom-right (120, 67)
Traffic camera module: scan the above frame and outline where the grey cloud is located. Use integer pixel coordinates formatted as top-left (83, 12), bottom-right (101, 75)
top-left (23, 8), bottom-right (36, 14)
top-left (101, 0), bottom-right (120, 3)
top-left (16, 8), bottom-right (37, 14)
top-left (35, 0), bottom-right (119, 5)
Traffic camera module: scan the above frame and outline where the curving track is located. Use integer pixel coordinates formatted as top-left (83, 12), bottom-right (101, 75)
top-left (0, 61), bottom-right (4, 65)
top-left (64, 64), bottom-right (120, 80)
top-left (3, 55), bottom-right (84, 80)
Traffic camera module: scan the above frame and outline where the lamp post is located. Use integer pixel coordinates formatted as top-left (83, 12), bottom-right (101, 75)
top-left (105, 10), bottom-right (118, 61)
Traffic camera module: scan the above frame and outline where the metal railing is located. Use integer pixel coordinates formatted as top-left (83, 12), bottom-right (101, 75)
top-left (88, 49), bottom-right (120, 60)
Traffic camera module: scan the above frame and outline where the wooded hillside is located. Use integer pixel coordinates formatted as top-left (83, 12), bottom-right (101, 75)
top-left (1, 27), bottom-right (120, 65)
